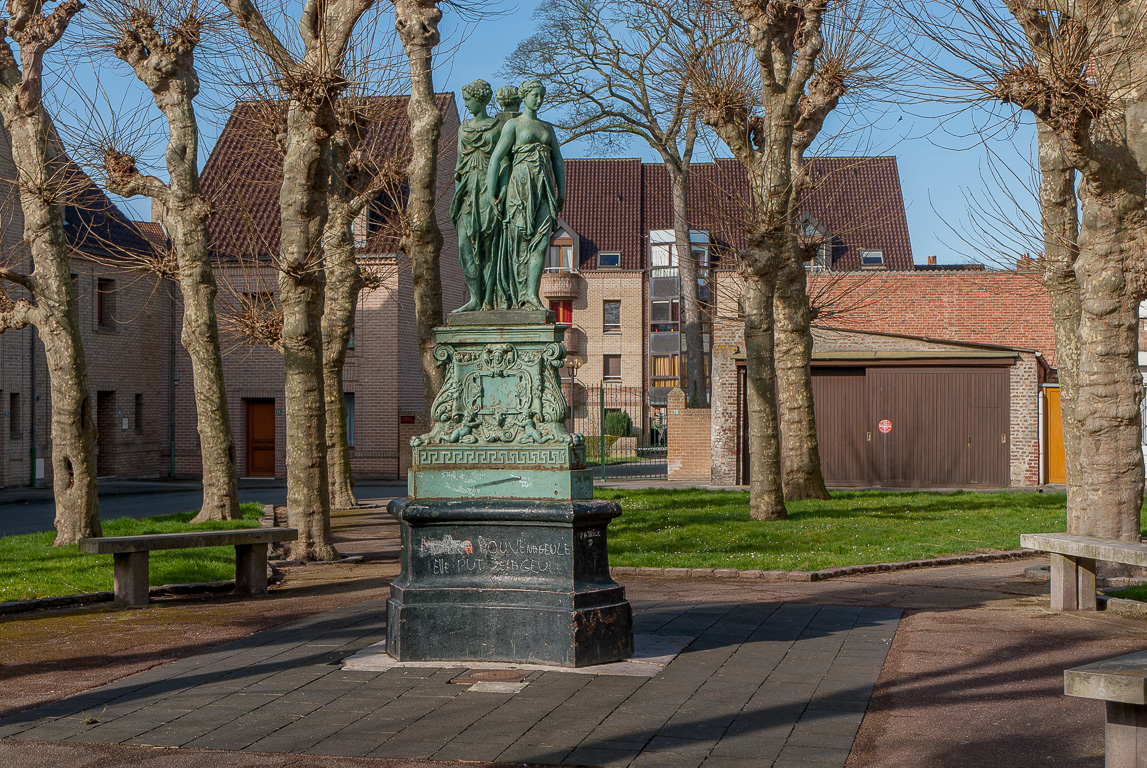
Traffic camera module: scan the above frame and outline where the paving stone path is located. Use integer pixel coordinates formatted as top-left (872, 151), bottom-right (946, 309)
top-left (0, 599), bottom-right (899, 768)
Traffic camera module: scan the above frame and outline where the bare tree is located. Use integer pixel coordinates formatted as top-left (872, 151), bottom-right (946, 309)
top-left (88, 0), bottom-right (240, 522)
top-left (906, 0), bottom-right (1145, 540)
top-left (395, 0), bottom-right (445, 414)
top-left (0, 0), bottom-right (102, 544)
top-left (692, 0), bottom-right (879, 518)
top-left (504, 0), bottom-right (720, 406)
top-left (220, 0), bottom-right (379, 561)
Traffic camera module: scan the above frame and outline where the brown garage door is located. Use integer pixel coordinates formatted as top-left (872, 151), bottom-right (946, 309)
top-left (807, 365), bottom-right (1009, 488)
top-left (812, 368), bottom-right (871, 486)
top-left (869, 367), bottom-right (1008, 487)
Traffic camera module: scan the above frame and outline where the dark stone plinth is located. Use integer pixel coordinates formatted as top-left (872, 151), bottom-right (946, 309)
top-left (386, 497), bottom-right (634, 667)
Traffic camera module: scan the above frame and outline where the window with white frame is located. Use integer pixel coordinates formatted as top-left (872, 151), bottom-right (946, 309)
top-left (547, 242), bottom-right (574, 272)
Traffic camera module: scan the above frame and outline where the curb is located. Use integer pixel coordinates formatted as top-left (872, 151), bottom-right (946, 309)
top-left (610, 549), bottom-right (1041, 582)
top-left (0, 580), bottom-right (237, 616)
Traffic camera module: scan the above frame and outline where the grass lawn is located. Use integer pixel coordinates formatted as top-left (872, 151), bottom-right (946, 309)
top-left (1108, 585), bottom-right (1147, 601)
top-left (0, 502), bottom-right (265, 603)
top-left (597, 488), bottom-right (1071, 571)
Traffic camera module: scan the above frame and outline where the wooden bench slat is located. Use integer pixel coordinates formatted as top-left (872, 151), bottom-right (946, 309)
top-left (78, 528), bottom-right (298, 555)
top-left (1020, 533), bottom-right (1147, 567)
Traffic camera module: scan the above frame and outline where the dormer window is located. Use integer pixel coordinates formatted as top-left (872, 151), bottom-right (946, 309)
top-left (546, 220), bottom-right (580, 272)
top-left (860, 249), bottom-right (885, 268)
top-left (547, 242), bottom-right (574, 272)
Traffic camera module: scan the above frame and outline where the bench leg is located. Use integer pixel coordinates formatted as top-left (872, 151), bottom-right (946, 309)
top-left (235, 543), bottom-right (269, 595)
top-left (1050, 554), bottom-right (1097, 611)
top-left (1105, 701), bottom-right (1147, 767)
top-left (113, 552), bottom-right (149, 607)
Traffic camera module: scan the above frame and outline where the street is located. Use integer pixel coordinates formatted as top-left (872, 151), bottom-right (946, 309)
top-left (0, 482), bottom-right (406, 537)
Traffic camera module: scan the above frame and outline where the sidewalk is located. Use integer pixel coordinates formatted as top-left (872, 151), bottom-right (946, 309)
top-left (0, 504), bottom-right (1144, 767)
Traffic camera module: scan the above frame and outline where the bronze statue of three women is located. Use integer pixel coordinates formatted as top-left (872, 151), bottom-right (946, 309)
top-left (451, 79), bottom-right (566, 313)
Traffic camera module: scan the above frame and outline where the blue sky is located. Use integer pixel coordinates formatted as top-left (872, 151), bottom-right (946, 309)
top-left (54, 1), bottom-right (1043, 267)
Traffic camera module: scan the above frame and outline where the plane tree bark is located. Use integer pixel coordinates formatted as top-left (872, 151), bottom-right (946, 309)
top-left (99, 3), bottom-right (240, 522)
top-left (0, 0), bottom-right (100, 544)
top-left (1034, 119), bottom-right (1082, 511)
top-left (695, 0), bottom-right (876, 517)
top-left (221, 0), bottom-right (375, 560)
top-left (396, 0), bottom-right (445, 416)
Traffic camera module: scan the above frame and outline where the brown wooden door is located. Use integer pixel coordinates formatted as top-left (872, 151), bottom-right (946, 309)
top-left (1046, 386), bottom-right (1065, 483)
top-left (246, 400), bottom-right (276, 476)
top-left (812, 367), bottom-right (871, 486)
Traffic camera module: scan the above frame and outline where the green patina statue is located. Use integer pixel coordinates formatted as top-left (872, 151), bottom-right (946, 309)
top-left (451, 79), bottom-right (566, 312)
top-left (418, 78), bottom-right (575, 452)
top-left (486, 79), bottom-right (566, 311)
top-left (451, 79), bottom-right (501, 312)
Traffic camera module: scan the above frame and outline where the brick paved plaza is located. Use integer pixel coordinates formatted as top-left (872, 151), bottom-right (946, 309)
top-left (0, 596), bottom-right (898, 767)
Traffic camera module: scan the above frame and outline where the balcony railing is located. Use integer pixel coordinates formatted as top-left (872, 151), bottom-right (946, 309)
top-left (560, 325), bottom-right (581, 355)
top-left (541, 270), bottom-right (581, 300)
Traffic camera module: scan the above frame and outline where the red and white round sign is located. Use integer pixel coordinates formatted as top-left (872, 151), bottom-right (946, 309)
top-left (878, 419), bottom-right (892, 434)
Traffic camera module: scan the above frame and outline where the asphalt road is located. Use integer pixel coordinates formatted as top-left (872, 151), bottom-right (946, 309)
top-left (0, 483), bottom-right (405, 538)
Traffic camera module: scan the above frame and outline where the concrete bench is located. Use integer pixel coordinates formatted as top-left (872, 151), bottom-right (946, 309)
top-left (79, 528), bottom-right (298, 607)
top-left (1020, 533), bottom-right (1147, 611)
top-left (1066, 651), bottom-right (1147, 767)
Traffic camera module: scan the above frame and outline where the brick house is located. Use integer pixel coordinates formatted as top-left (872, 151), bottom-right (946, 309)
top-left (172, 95), bottom-right (464, 481)
top-left (546, 155), bottom-right (913, 436)
top-left (700, 268), bottom-right (1057, 488)
top-left (0, 124), bottom-right (171, 488)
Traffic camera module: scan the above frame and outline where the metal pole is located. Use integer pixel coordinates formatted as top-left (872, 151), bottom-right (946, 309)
top-left (600, 382), bottom-right (606, 480)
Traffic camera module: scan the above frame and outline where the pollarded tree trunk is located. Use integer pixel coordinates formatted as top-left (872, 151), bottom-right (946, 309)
top-left (1034, 120), bottom-right (1081, 512)
top-left (279, 101), bottom-right (339, 562)
top-left (322, 130), bottom-right (364, 509)
top-left (0, 0), bottom-right (100, 545)
top-left (106, 11), bottom-right (239, 522)
top-left (397, 0), bottom-right (445, 416)
top-left (743, 269), bottom-right (787, 520)
top-left (220, 0), bottom-right (375, 561)
top-left (164, 87), bottom-right (239, 524)
top-left (1071, 180), bottom-right (1146, 542)
top-left (774, 255), bottom-right (829, 500)
top-left (41, 304), bottom-right (99, 545)
top-left (180, 252), bottom-right (240, 522)
top-left (668, 165), bottom-right (706, 406)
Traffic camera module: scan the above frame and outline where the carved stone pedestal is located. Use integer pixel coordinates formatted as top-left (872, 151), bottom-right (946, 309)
top-left (386, 310), bottom-right (634, 667)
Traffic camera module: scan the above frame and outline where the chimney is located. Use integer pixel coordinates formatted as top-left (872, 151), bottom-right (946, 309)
top-left (927, 255), bottom-right (936, 265)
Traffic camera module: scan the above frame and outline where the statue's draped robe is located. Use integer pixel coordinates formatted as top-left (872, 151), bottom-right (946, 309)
top-left (451, 117), bottom-right (499, 290)
top-left (495, 140), bottom-right (558, 309)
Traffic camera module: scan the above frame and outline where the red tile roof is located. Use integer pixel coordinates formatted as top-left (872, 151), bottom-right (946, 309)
top-left (133, 221), bottom-right (167, 250)
top-left (562, 156), bottom-right (914, 270)
top-left (202, 95), bottom-right (457, 259)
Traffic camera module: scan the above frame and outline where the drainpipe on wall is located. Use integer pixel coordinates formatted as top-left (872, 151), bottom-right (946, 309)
top-left (1038, 388), bottom-right (1046, 486)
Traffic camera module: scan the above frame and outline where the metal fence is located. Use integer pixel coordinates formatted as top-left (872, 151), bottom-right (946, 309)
top-left (568, 381), bottom-right (667, 480)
